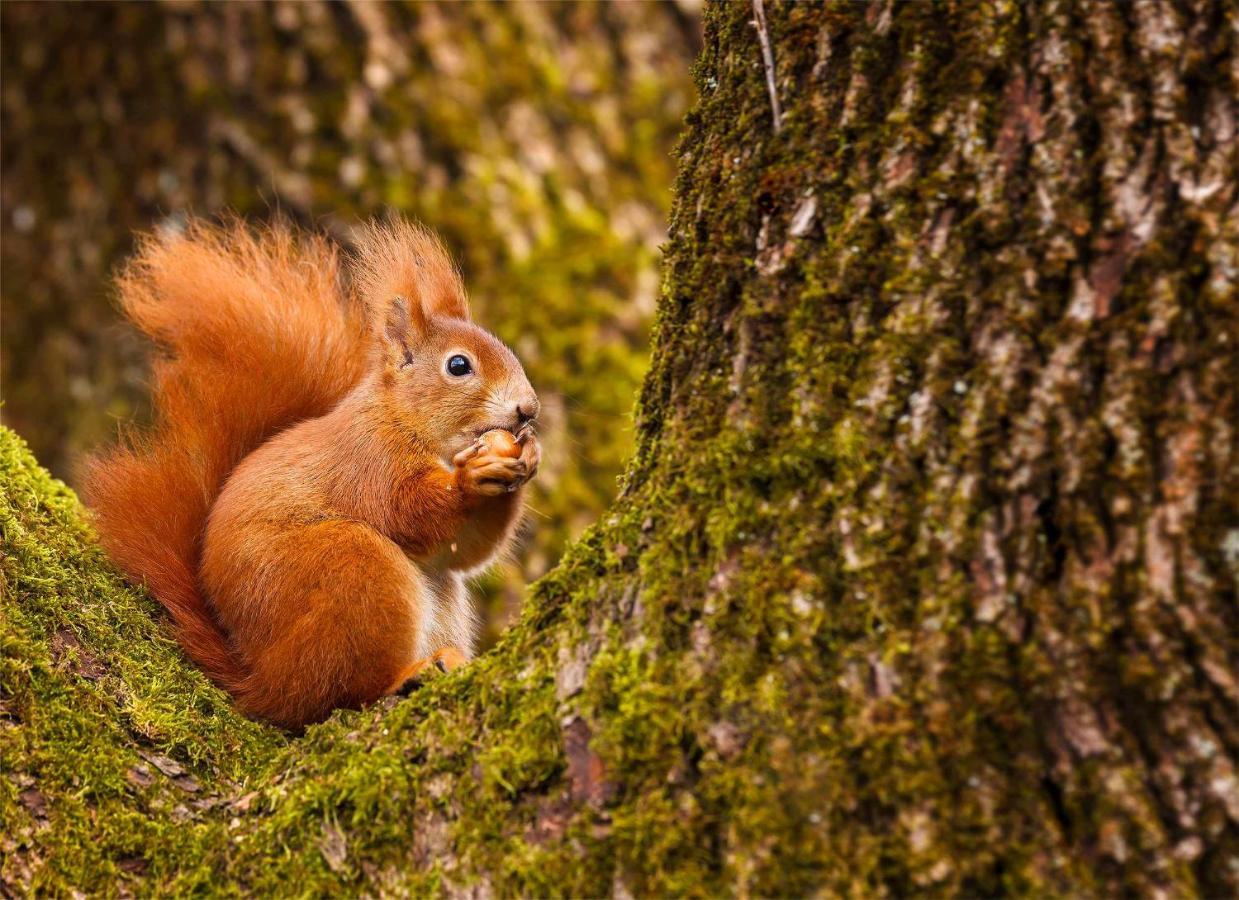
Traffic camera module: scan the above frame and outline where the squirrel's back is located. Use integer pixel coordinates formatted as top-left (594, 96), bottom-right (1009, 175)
top-left (81, 219), bottom-right (370, 690)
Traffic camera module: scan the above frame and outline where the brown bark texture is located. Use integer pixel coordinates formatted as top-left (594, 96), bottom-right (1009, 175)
top-left (624, 0), bottom-right (1237, 892)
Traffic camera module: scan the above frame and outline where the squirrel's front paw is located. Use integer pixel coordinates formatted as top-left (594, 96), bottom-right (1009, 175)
top-left (516, 429), bottom-right (541, 482)
top-left (453, 443), bottom-right (528, 497)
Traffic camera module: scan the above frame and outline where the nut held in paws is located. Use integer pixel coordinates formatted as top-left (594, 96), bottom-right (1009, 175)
top-left (480, 429), bottom-right (521, 458)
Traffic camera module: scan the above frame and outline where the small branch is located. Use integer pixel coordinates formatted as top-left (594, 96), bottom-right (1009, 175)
top-left (752, 0), bottom-right (782, 134)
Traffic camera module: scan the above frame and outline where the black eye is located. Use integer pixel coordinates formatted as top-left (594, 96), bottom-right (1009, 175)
top-left (446, 354), bottom-right (473, 377)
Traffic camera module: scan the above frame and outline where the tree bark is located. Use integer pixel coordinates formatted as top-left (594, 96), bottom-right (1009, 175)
top-left (2, 1), bottom-right (1236, 896)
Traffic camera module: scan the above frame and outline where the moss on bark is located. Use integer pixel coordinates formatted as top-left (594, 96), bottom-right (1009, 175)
top-left (4, 0), bottom-right (1238, 895)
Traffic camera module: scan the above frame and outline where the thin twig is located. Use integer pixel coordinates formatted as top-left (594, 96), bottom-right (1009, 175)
top-left (752, 0), bottom-right (782, 134)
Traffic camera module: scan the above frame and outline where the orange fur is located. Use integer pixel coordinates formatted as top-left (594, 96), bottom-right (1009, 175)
top-left (82, 217), bottom-right (540, 728)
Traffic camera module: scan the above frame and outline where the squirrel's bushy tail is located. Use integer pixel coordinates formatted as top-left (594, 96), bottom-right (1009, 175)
top-left (82, 219), bottom-right (369, 692)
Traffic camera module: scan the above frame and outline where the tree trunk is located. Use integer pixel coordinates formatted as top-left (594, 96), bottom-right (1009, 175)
top-left (3, 1), bottom-right (1236, 896)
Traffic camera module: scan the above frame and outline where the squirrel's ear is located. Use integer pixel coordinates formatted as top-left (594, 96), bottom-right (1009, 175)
top-left (381, 295), bottom-right (426, 363)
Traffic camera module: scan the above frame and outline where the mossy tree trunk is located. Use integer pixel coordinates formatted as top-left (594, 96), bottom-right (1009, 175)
top-left (3, 1), bottom-right (1237, 895)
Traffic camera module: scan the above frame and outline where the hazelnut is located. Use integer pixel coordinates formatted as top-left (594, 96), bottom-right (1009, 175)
top-left (480, 429), bottom-right (521, 458)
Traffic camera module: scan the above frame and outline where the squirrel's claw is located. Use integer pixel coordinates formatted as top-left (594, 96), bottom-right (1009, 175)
top-left (452, 442), bottom-right (483, 468)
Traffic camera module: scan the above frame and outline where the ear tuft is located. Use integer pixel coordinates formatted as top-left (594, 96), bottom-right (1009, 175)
top-left (354, 218), bottom-right (471, 338)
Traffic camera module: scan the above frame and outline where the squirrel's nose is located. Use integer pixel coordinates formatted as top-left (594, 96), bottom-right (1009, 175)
top-left (515, 396), bottom-right (540, 425)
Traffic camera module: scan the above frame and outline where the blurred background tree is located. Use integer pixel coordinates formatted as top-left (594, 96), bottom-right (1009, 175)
top-left (0, 0), bottom-right (699, 643)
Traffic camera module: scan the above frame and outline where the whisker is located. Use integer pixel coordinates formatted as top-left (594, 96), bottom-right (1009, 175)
top-left (521, 502), bottom-right (552, 520)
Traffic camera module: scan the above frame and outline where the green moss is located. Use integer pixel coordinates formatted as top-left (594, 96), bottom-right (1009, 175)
top-left (1, 426), bottom-right (282, 891)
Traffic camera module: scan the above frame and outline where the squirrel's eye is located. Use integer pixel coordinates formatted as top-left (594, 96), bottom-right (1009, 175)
top-left (446, 354), bottom-right (473, 377)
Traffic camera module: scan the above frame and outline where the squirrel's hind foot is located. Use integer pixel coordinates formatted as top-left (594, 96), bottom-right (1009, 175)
top-left (389, 646), bottom-right (469, 696)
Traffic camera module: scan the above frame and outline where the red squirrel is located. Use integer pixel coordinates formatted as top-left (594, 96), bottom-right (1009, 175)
top-left (82, 218), bottom-right (541, 728)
